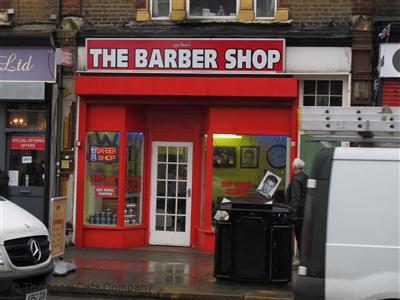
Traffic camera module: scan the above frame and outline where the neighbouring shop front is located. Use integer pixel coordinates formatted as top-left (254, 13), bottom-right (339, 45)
top-left (0, 46), bottom-right (55, 225)
top-left (74, 38), bottom-right (298, 251)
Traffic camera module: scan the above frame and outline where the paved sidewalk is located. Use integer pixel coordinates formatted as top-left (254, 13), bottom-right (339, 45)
top-left (49, 246), bottom-right (295, 300)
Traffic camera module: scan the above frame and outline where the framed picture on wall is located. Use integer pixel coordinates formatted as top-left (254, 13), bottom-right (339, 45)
top-left (213, 146), bottom-right (236, 168)
top-left (267, 144), bottom-right (286, 169)
top-left (240, 146), bottom-right (259, 168)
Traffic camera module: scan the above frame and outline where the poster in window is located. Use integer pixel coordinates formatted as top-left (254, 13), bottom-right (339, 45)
top-left (240, 146), bottom-right (259, 168)
top-left (213, 146), bottom-right (236, 168)
top-left (256, 171), bottom-right (282, 198)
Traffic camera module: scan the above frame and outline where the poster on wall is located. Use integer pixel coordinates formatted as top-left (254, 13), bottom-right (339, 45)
top-left (8, 170), bottom-right (19, 187)
top-left (213, 146), bottom-right (236, 168)
top-left (256, 171), bottom-right (282, 198)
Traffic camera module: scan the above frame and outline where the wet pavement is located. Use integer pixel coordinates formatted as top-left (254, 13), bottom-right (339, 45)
top-left (49, 246), bottom-right (295, 299)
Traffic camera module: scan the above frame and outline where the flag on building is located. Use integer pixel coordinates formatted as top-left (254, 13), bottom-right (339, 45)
top-left (378, 24), bottom-right (391, 39)
top-left (378, 55), bottom-right (385, 71)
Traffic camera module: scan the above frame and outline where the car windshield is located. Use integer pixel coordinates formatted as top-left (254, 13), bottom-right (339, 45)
top-left (0, 196), bottom-right (5, 201)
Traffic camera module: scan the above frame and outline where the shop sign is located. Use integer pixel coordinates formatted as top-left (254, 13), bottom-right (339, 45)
top-left (50, 196), bottom-right (67, 258)
top-left (379, 43), bottom-right (400, 77)
top-left (94, 185), bottom-right (117, 198)
top-left (10, 136), bottom-right (46, 150)
top-left (89, 145), bottom-right (118, 162)
top-left (86, 38), bottom-right (285, 74)
top-left (0, 48), bottom-right (56, 82)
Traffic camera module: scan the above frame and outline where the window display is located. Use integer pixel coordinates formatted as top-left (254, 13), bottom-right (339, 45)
top-left (6, 103), bottom-right (47, 130)
top-left (8, 135), bottom-right (46, 187)
top-left (211, 134), bottom-right (288, 224)
top-left (189, 0), bottom-right (237, 17)
top-left (84, 132), bottom-right (120, 226)
top-left (125, 133), bottom-right (144, 225)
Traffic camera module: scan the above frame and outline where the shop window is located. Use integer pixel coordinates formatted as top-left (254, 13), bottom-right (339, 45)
top-left (6, 103), bottom-right (47, 130)
top-left (303, 80), bottom-right (343, 107)
top-left (151, 0), bottom-right (171, 19)
top-left (188, 0), bottom-right (238, 18)
top-left (211, 134), bottom-right (288, 225)
top-left (255, 0), bottom-right (276, 19)
top-left (8, 135), bottom-right (46, 187)
top-left (84, 132), bottom-right (120, 226)
top-left (125, 133), bottom-right (144, 225)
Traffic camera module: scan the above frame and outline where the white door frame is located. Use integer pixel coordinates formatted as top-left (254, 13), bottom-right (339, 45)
top-left (149, 141), bottom-right (193, 246)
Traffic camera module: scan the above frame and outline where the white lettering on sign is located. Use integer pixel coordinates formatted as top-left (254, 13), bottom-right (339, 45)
top-left (225, 49), bottom-right (281, 70)
top-left (0, 53), bottom-right (34, 72)
top-left (89, 47), bottom-right (282, 71)
top-left (135, 48), bottom-right (218, 69)
top-left (89, 48), bottom-right (128, 68)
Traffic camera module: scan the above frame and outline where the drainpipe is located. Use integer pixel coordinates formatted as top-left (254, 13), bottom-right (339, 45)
top-left (55, 0), bottom-right (63, 196)
top-left (56, 0), bottom-right (62, 26)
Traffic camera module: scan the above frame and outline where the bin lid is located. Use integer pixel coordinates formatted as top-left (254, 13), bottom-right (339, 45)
top-left (218, 198), bottom-right (291, 213)
top-left (231, 198), bottom-right (273, 210)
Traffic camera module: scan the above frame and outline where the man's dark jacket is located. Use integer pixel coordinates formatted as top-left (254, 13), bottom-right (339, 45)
top-left (285, 172), bottom-right (309, 220)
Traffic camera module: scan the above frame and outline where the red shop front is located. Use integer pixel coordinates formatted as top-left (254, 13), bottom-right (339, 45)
top-left (74, 39), bottom-right (298, 252)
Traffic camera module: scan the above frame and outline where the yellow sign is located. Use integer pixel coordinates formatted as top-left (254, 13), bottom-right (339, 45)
top-left (50, 197), bottom-right (67, 258)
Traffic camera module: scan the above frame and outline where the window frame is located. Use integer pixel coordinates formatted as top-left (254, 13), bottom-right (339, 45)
top-left (254, 0), bottom-right (277, 20)
top-left (299, 76), bottom-right (349, 107)
top-left (150, 0), bottom-right (172, 20)
top-left (125, 132), bottom-right (145, 226)
top-left (186, 0), bottom-right (240, 20)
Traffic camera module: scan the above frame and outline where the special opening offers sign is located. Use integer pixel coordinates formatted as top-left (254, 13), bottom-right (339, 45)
top-left (10, 136), bottom-right (46, 150)
top-left (86, 38), bottom-right (285, 74)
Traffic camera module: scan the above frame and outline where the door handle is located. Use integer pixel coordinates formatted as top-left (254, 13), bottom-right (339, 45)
top-left (187, 188), bottom-right (191, 197)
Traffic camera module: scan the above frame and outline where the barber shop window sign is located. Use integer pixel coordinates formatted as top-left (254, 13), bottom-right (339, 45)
top-left (89, 145), bottom-right (118, 163)
top-left (0, 48), bottom-right (56, 82)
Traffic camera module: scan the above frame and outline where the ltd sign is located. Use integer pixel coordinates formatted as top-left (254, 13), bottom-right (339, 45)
top-left (86, 38), bottom-right (285, 74)
top-left (0, 48), bottom-right (56, 82)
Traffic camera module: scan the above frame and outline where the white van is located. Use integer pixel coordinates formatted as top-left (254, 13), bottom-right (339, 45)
top-left (0, 196), bottom-right (53, 300)
top-left (294, 147), bottom-right (400, 300)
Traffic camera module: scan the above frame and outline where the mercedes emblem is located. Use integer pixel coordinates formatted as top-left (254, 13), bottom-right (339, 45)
top-left (28, 239), bottom-right (41, 263)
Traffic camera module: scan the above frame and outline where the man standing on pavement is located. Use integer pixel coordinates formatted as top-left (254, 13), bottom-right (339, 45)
top-left (285, 158), bottom-right (309, 259)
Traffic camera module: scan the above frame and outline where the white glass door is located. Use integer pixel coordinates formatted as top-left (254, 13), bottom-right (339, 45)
top-left (149, 142), bottom-right (193, 246)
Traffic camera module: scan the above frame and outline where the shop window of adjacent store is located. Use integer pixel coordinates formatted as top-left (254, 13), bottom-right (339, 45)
top-left (303, 80), bottom-right (343, 106)
top-left (8, 135), bottom-right (46, 187)
top-left (255, 0), bottom-right (276, 19)
top-left (211, 134), bottom-right (289, 224)
top-left (188, 0), bottom-right (238, 18)
top-left (84, 132), bottom-right (120, 226)
top-left (151, 0), bottom-right (171, 19)
top-left (6, 103), bottom-right (47, 130)
top-left (125, 133), bottom-right (144, 225)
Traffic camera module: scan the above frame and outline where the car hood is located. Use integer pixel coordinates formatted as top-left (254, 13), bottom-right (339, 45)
top-left (0, 199), bottom-right (49, 245)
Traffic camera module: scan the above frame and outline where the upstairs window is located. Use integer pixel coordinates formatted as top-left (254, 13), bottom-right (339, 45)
top-left (255, 0), bottom-right (276, 19)
top-left (303, 80), bottom-right (343, 106)
top-left (188, 0), bottom-right (238, 18)
top-left (151, 0), bottom-right (171, 19)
